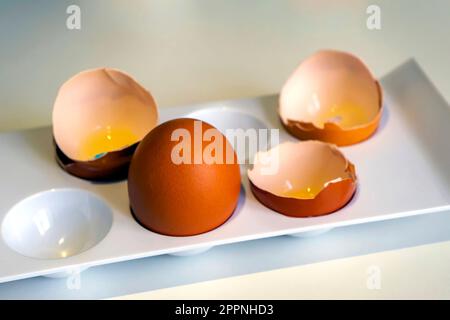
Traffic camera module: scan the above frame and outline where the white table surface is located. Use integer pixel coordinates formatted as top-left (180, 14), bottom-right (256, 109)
top-left (118, 240), bottom-right (450, 300)
top-left (0, 0), bottom-right (449, 299)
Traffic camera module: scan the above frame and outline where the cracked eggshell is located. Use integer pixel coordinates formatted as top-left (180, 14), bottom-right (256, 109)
top-left (128, 118), bottom-right (241, 236)
top-left (52, 68), bottom-right (158, 180)
top-left (248, 141), bottom-right (357, 217)
top-left (279, 50), bottom-right (383, 146)
top-left (54, 139), bottom-right (138, 181)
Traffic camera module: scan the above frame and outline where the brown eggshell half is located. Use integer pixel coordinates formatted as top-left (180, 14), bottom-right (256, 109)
top-left (54, 139), bottom-right (137, 181)
top-left (279, 50), bottom-right (383, 146)
top-left (53, 68), bottom-right (158, 162)
top-left (128, 118), bottom-right (241, 236)
top-left (248, 141), bottom-right (357, 217)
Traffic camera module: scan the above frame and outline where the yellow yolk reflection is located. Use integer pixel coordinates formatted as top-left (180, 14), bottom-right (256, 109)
top-left (318, 103), bottom-right (372, 129)
top-left (79, 127), bottom-right (139, 160)
top-left (283, 185), bottom-right (324, 200)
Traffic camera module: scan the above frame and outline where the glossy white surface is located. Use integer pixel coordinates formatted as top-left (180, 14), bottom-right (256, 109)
top-left (289, 228), bottom-right (334, 238)
top-left (169, 246), bottom-right (213, 257)
top-left (2, 189), bottom-right (113, 260)
top-left (187, 107), bottom-right (271, 163)
top-left (0, 60), bottom-right (449, 283)
top-left (42, 266), bottom-right (88, 279)
top-left (2, 209), bottom-right (450, 299)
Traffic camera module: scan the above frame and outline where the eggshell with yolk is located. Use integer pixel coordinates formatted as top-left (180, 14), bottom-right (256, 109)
top-left (52, 68), bottom-right (158, 162)
top-left (248, 141), bottom-right (357, 217)
top-left (279, 50), bottom-right (383, 146)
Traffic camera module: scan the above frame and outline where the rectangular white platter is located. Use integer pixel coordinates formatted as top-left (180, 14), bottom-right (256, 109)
top-left (0, 59), bottom-right (449, 283)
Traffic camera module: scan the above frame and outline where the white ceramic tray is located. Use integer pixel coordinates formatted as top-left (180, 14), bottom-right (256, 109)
top-left (0, 59), bottom-right (449, 283)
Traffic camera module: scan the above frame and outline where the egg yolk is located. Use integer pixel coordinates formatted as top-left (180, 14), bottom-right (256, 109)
top-left (79, 127), bottom-right (139, 160)
top-left (282, 185), bottom-right (323, 200)
top-left (318, 103), bottom-right (372, 129)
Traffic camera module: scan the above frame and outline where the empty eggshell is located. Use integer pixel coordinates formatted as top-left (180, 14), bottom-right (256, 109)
top-left (128, 118), bottom-right (241, 236)
top-left (279, 50), bottom-right (383, 146)
top-left (248, 141), bottom-right (357, 217)
top-left (52, 68), bottom-right (158, 180)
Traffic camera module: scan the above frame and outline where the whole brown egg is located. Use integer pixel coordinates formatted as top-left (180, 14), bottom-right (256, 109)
top-left (128, 118), bottom-right (241, 236)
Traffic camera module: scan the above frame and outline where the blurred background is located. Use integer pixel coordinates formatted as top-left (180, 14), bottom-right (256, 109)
top-left (0, 0), bottom-right (449, 132)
